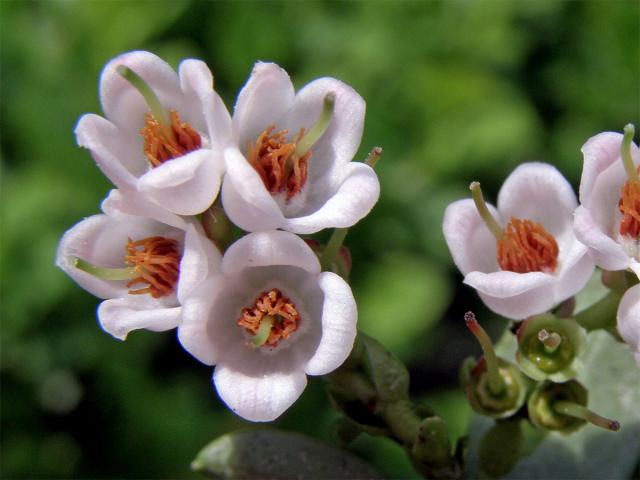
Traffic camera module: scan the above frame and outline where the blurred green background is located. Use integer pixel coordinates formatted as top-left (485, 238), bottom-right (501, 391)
top-left (1, 0), bottom-right (638, 478)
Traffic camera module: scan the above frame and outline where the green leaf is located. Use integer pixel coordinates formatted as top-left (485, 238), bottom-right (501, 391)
top-left (467, 330), bottom-right (640, 479)
top-left (192, 429), bottom-right (385, 480)
top-left (361, 334), bottom-right (410, 404)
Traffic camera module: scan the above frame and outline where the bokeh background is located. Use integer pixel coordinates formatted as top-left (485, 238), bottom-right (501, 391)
top-left (1, 0), bottom-right (638, 478)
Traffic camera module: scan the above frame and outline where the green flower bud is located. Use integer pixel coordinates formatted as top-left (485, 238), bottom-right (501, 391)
top-left (516, 313), bottom-right (585, 382)
top-left (528, 380), bottom-right (621, 434)
top-left (463, 312), bottom-right (530, 419)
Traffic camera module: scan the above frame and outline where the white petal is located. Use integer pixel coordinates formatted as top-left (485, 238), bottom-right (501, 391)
top-left (476, 285), bottom-right (556, 320)
top-left (98, 298), bottom-right (181, 340)
top-left (213, 359), bottom-right (307, 422)
top-left (573, 205), bottom-right (631, 271)
top-left (137, 149), bottom-right (224, 215)
top-left (552, 241), bottom-right (595, 302)
top-left (282, 162), bottom-right (380, 234)
top-left (442, 199), bottom-right (500, 275)
top-left (233, 62), bottom-right (295, 147)
top-left (177, 223), bottom-right (221, 303)
top-left (617, 284), bottom-right (640, 357)
top-left (498, 162), bottom-right (577, 249)
top-left (304, 272), bottom-right (357, 376)
top-left (283, 77), bottom-right (365, 170)
top-left (75, 114), bottom-right (140, 188)
top-left (221, 231), bottom-right (321, 276)
top-left (100, 51), bottom-right (181, 134)
top-left (101, 189), bottom-right (187, 230)
top-left (178, 59), bottom-right (232, 148)
top-left (579, 132), bottom-right (639, 205)
top-left (221, 146), bottom-right (285, 232)
top-left (464, 270), bottom-right (555, 298)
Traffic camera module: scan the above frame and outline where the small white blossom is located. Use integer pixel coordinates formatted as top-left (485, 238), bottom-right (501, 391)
top-left (75, 50), bottom-right (231, 216)
top-left (178, 230), bottom-right (357, 421)
top-left (617, 284), bottom-right (640, 368)
top-left (573, 131), bottom-right (640, 277)
top-left (443, 163), bottom-right (594, 320)
top-left (56, 196), bottom-right (220, 339)
top-left (221, 62), bottom-right (380, 234)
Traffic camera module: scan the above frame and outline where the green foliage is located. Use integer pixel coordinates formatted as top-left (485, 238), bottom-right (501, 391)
top-left (1, 0), bottom-right (638, 477)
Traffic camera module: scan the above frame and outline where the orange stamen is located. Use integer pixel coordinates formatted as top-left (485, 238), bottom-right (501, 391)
top-left (248, 126), bottom-right (311, 199)
top-left (125, 236), bottom-right (181, 298)
top-left (619, 170), bottom-right (640, 239)
top-left (237, 288), bottom-right (301, 347)
top-left (497, 218), bottom-right (559, 273)
top-left (141, 110), bottom-right (201, 168)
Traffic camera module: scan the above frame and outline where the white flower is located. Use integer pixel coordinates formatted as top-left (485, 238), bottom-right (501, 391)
top-left (56, 198), bottom-right (220, 340)
top-left (221, 62), bottom-right (380, 234)
top-left (75, 50), bottom-right (231, 216)
top-left (573, 129), bottom-right (640, 278)
top-left (617, 284), bottom-right (640, 368)
top-left (178, 230), bottom-right (357, 421)
top-left (443, 162), bottom-right (595, 320)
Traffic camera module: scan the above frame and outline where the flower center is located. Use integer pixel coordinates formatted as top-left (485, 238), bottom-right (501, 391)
top-left (248, 126), bottom-right (311, 199)
top-left (618, 170), bottom-right (640, 239)
top-left (141, 110), bottom-right (201, 168)
top-left (237, 288), bottom-right (301, 348)
top-left (124, 236), bottom-right (181, 298)
top-left (497, 217), bottom-right (559, 273)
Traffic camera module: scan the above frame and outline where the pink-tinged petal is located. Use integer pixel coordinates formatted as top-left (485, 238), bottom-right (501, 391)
top-left (178, 59), bottom-right (232, 146)
top-left (617, 284), bottom-right (640, 361)
top-left (221, 231), bottom-right (321, 277)
top-left (283, 162), bottom-right (380, 234)
top-left (221, 146), bottom-right (285, 231)
top-left (442, 199), bottom-right (499, 275)
top-left (304, 272), bottom-right (357, 376)
top-left (75, 114), bottom-right (141, 188)
top-left (213, 359), bottom-right (307, 422)
top-left (137, 149), bottom-right (224, 215)
top-left (100, 51), bottom-right (181, 134)
top-left (498, 163), bottom-right (577, 248)
top-left (98, 298), bottom-right (181, 340)
top-left (283, 77), bottom-right (365, 171)
top-left (579, 132), bottom-right (639, 205)
top-left (101, 189), bottom-right (186, 230)
top-left (573, 205), bottom-right (631, 271)
top-left (177, 223), bottom-right (221, 303)
top-left (464, 270), bottom-right (555, 298)
top-left (477, 285), bottom-right (556, 320)
top-left (233, 62), bottom-right (295, 147)
top-left (553, 241), bottom-right (595, 302)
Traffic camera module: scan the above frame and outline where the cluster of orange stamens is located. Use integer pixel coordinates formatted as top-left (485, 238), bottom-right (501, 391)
top-left (248, 126), bottom-right (310, 199)
top-left (497, 218), bottom-right (559, 273)
top-left (141, 110), bottom-right (201, 167)
top-left (618, 171), bottom-right (640, 239)
top-left (125, 236), bottom-right (181, 298)
top-left (237, 288), bottom-right (301, 347)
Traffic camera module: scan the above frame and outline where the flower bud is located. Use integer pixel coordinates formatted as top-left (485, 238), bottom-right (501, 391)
top-left (462, 312), bottom-right (530, 419)
top-left (528, 380), bottom-right (621, 434)
top-left (516, 313), bottom-right (585, 382)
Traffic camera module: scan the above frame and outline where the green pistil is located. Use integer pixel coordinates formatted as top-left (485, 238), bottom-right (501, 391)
top-left (621, 124), bottom-right (638, 183)
top-left (72, 257), bottom-right (137, 280)
top-left (538, 329), bottom-right (562, 354)
top-left (250, 315), bottom-right (275, 348)
top-left (553, 400), bottom-right (620, 432)
top-left (469, 182), bottom-right (504, 240)
top-left (464, 312), bottom-right (504, 395)
top-left (294, 92), bottom-right (336, 158)
top-left (117, 65), bottom-right (174, 139)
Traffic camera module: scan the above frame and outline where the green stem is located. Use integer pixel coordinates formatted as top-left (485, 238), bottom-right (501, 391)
top-left (574, 290), bottom-right (623, 332)
top-left (321, 228), bottom-right (349, 272)
top-left (553, 400), bottom-right (620, 431)
top-left (469, 182), bottom-right (503, 240)
top-left (464, 312), bottom-right (504, 395)
top-left (383, 400), bottom-right (421, 446)
top-left (73, 257), bottom-right (137, 280)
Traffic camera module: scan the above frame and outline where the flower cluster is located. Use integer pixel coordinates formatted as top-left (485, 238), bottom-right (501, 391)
top-left (443, 125), bottom-right (640, 368)
top-left (57, 51), bottom-right (380, 421)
